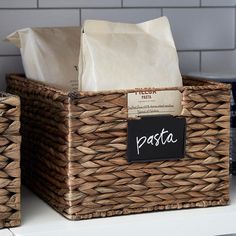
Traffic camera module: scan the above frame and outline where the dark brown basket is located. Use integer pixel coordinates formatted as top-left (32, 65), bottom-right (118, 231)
top-left (7, 74), bottom-right (230, 220)
top-left (0, 92), bottom-right (21, 227)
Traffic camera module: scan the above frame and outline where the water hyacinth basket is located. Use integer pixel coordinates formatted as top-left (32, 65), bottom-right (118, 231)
top-left (7, 74), bottom-right (230, 220)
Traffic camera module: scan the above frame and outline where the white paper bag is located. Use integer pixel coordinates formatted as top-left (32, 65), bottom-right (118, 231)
top-left (6, 27), bottom-right (80, 90)
top-left (78, 16), bottom-right (182, 91)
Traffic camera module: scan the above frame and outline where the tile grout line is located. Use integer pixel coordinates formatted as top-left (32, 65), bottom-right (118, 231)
top-left (199, 51), bottom-right (202, 72)
top-left (0, 6), bottom-right (234, 10)
top-left (235, 6), bottom-right (236, 49)
top-left (79, 8), bottom-right (82, 25)
top-left (178, 48), bottom-right (235, 52)
top-left (37, 0), bottom-right (39, 8)
top-left (0, 55), bottom-right (21, 57)
top-left (121, 0), bottom-right (123, 8)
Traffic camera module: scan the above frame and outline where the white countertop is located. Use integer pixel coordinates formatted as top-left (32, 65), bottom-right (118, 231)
top-left (0, 229), bottom-right (13, 236)
top-left (2, 177), bottom-right (236, 236)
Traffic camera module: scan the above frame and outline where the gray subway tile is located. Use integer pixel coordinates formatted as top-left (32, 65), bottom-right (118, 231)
top-left (178, 51), bottom-right (200, 74)
top-left (0, 0), bottom-right (37, 8)
top-left (201, 50), bottom-right (236, 74)
top-left (202, 0), bottom-right (236, 6)
top-left (163, 8), bottom-right (235, 50)
top-left (0, 56), bottom-right (24, 90)
top-left (81, 8), bottom-right (161, 23)
top-left (39, 0), bottom-right (121, 8)
top-left (123, 0), bottom-right (199, 7)
top-left (0, 9), bottom-right (80, 55)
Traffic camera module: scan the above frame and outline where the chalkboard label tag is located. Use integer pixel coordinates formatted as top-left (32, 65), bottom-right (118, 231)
top-left (127, 116), bottom-right (186, 163)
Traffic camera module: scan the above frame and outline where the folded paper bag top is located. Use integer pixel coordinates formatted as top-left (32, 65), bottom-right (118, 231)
top-left (78, 16), bottom-right (183, 92)
top-left (5, 27), bottom-right (81, 90)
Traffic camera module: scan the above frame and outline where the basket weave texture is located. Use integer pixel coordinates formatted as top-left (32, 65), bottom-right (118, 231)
top-left (7, 74), bottom-right (230, 220)
top-left (0, 92), bottom-right (21, 227)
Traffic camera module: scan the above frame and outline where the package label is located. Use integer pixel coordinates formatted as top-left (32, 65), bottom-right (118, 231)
top-left (128, 90), bottom-right (182, 118)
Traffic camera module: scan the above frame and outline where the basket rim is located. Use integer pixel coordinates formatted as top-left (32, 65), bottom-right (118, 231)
top-left (7, 74), bottom-right (231, 97)
top-left (0, 91), bottom-right (19, 100)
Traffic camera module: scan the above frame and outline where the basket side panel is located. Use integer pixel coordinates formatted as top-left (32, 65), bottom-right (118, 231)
top-left (0, 94), bottom-right (21, 228)
top-left (7, 75), bottom-right (71, 216)
top-left (6, 75), bottom-right (231, 220)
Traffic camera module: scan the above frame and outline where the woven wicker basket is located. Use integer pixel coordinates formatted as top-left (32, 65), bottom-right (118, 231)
top-left (0, 92), bottom-right (21, 227)
top-left (7, 74), bottom-right (230, 220)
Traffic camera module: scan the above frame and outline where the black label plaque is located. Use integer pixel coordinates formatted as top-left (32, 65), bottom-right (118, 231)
top-left (127, 116), bottom-right (186, 163)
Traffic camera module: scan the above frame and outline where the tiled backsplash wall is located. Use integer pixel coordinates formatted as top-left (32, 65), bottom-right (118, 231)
top-left (0, 0), bottom-right (235, 89)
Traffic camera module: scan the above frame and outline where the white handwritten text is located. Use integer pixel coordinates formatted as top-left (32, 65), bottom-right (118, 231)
top-left (136, 128), bottom-right (178, 155)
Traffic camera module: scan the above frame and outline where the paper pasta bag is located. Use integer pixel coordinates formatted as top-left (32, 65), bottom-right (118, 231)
top-left (78, 16), bottom-right (182, 91)
top-left (6, 27), bottom-right (80, 90)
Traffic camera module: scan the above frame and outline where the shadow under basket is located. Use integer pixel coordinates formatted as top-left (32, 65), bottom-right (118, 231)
top-left (0, 92), bottom-right (21, 227)
top-left (7, 74), bottom-right (231, 220)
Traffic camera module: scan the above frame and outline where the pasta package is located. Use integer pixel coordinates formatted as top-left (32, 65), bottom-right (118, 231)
top-left (78, 16), bottom-right (182, 91)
